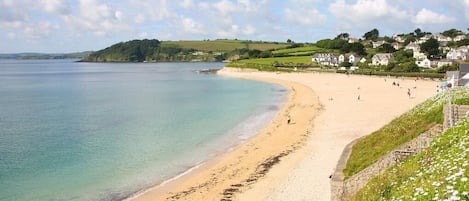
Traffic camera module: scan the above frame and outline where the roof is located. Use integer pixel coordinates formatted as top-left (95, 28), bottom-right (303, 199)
top-left (458, 64), bottom-right (469, 86)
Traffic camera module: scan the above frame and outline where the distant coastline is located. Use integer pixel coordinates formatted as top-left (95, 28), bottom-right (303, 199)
top-left (0, 52), bottom-right (91, 60)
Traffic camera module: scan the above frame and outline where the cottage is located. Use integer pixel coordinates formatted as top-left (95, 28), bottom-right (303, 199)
top-left (436, 60), bottom-right (454, 68)
top-left (338, 53), bottom-right (361, 64)
top-left (453, 35), bottom-right (467, 42)
top-left (405, 42), bottom-right (420, 52)
top-left (392, 42), bottom-right (402, 50)
top-left (348, 38), bottom-right (359, 43)
top-left (413, 51), bottom-right (427, 60)
top-left (416, 58), bottom-right (431, 68)
top-left (371, 53), bottom-right (393, 66)
top-left (372, 40), bottom-right (387, 49)
top-left (393, 34), bottom-right (406, 43)
top-left (447, 48), bottom-right (469, 60)
top-left (435, 33), bottom-right (452, 42)
top-left (312, 53), bottom-right (339, 66)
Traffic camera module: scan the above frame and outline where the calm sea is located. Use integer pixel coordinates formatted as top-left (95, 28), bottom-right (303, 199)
top-left (0, 60), bottom-right (286, 201)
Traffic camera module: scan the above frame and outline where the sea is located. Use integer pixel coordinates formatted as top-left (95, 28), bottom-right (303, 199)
top-left (0, 60), bottom-right (286, 201)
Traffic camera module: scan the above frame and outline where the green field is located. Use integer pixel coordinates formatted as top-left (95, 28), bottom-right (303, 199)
top-left (162, 40), bottom-right (289, 52)
top-left (231, 56), bottom-right (312, 65)
top-left (272, 46), bottom-right (326, 56)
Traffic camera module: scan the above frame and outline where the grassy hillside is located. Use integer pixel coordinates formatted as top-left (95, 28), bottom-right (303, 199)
top-left (162, 39), bottom-right (289, 52)
top-left (351, 115), bottom-right (469, 201)
top-left (226, 56), bottom-right (315, 71)
top-left (344, 88), bottom-right (469, 179)
top-left (272, 46), bottom-right (327, 56)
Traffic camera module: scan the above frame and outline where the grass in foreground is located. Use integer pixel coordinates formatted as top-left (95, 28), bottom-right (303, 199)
top-left (351, 116), bottom-right (469, 201)
top-left (344, 88), bottom-right (469, 179)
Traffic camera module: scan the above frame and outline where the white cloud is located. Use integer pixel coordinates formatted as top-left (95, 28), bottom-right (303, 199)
top-left (243, 24), bottom-right (256, 35)
top-left (130, 0), bottom-right (172, 21)
top-left (413, 8), bottom-right (456, 25)
top-left (284, 7), bottom-right (327, 26)
top-left (134, 13), bottom-right (145, 24)
top-left (330, 0), bottom-right (408, 22)
top-left (329, 0), bottom-right (411, 36)
top-left (62, 0), bottom-right (130, 36)
top-left (39, 0), bottom-right (69, 15)
top-left (179, 0), bottom-right (194, 8)
top-left (6, 32), bottom-right (16, 40)
top-left (23, 21), bottom-right (59, 40)
top-left (180, 17), bottom-right (206, 34)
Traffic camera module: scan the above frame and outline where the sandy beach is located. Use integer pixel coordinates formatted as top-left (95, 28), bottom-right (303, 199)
top-left (132, 68), bottom-right (440, 201)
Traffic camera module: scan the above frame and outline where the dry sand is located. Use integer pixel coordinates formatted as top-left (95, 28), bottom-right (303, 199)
top-left (132, 68), bottom-right (440, 201)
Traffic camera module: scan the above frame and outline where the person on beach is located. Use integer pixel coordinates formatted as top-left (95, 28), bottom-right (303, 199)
top-left (287, 115), bottom-right (291, 124)
top-left (357, 95), bottom-right (360, 101)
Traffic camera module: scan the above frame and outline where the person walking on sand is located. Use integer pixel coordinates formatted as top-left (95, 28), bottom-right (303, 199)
top-left (357, 95), bottom-right (360, 101)
top-left (287, 115), bottom-right (291, 124)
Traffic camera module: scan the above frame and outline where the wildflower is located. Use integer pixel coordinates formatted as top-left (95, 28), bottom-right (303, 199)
top-left (461, 177), bottom-right (468, 182)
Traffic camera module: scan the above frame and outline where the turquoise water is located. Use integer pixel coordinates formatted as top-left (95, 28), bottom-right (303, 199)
top-left (0, 60), bottom-right (286, 201)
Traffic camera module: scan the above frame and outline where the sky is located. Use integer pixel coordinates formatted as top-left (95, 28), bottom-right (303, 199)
top-left (1, 0), bottom-right (469, 53)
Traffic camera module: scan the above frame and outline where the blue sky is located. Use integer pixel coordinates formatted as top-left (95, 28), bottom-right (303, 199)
top-left (1, 0), bottom-right (468, 53)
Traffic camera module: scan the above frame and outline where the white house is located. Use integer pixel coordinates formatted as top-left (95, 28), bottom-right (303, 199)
top-left (435, 33), bottom-right (452, 42)
top-left (417, 34), bottom-right (432, 44)
top-left (372, 53), bottom-right (393, 66)
top-left (338, 53), bottom-right (361, 64)
top-left (405, 42), bottom-right (420, 52)
top-left (436, 60), bottom-right (454, 68)
top-left (393, 34), bottom-right (406, 43)
top-left (392, 42), bottom-right (402, 50)
top-left (413, 51), bottom-right (427, 60)
top-left (312, 53), bottom-right (339, 66)
top-left (348, 38), bottom-right (359, 43)
top-left (372, 40), bottom-right (387, 49)
top-left (453, 35), bottom-right (467, 42)
top-left (447, 48), bottom-right (469, 60)
top-left (416, 58), bottom-right (431, 68)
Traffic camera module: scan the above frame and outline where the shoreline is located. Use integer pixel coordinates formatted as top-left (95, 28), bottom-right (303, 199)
top-left (131, 68), bottom-right (440, 201)
top-left (131, 67), bottom-right (321, 201)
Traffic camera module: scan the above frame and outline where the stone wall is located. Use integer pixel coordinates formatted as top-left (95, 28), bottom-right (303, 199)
top-left (330, 125), bottom-right (443, 201)
top-left (444, 104), bottom-right (469, 130)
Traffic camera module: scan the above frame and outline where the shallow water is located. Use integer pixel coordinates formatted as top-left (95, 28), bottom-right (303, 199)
top-left (0, 60), bottom-right (286, 201)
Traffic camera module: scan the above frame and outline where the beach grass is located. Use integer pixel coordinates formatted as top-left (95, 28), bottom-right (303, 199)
top-left (350, 116), bottom-right (469, 201)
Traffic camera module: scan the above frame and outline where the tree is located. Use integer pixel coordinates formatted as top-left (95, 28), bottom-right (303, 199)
top-left (378, 43), bottom-right (396, 53)
top-left (287, 39), bottom-right (293, 43)
top-left (442, 29), bottom-right (463, 38)
top-left (336, 33), bottom-right (350, 40)
top-left (341, 42), bottom-right (366, 56)
top-left (363, 28), bottom-right (379, 41)
top-left (420, 38), bottom-right (440, 58)
top-left (402, 62), bottom-right (420, 72)
top-left (340, 61), bottom-right (352, 68)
